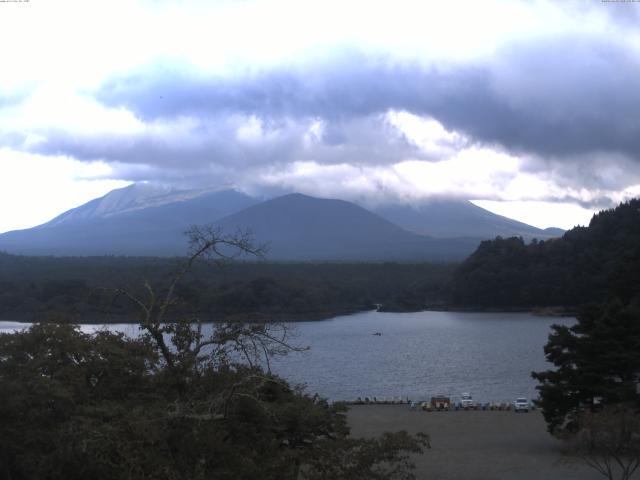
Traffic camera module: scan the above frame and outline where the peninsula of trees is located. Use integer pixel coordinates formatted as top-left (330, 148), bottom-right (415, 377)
top-left (449, 199), bottom-right (640, 309)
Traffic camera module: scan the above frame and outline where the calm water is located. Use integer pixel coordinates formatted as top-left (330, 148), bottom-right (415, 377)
top-left (0, 310), bottom-right (573, 403)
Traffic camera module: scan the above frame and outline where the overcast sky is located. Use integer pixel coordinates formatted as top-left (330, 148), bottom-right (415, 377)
top-left (1, 0), bottom-right (640, 233)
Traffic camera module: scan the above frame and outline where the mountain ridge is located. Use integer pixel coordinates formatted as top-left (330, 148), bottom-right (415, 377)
top-left (371, 199), bottom-right (562, 240)
top-left (42, 184), bottom-right (247, 227)
top-left (0, 184), bottom-right (564, 260)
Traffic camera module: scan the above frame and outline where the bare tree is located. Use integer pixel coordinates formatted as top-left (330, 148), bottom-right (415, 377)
top-left (563, 406), bottom-right (640, 480)
top-left (115, 226), bottom-right (304, 381)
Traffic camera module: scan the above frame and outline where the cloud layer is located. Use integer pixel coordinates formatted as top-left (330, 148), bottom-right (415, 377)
top-left (2, 0), bottom-right (640, 214)
top-left (95, 36), bottom-right (640, 161)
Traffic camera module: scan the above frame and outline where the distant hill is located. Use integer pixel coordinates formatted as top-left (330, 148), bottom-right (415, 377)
top-left (371, 200), bottom-right (564, 240)
top-left (449, 199), bottom-right (640, 308)
top-left (215, 193), bottom-right (481, 261)
top-left (542, 227), bottom-right (565, 237)
top-left (0, 185), bottom-right (258, 256)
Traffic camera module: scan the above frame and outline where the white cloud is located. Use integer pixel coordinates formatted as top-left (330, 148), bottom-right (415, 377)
top-left (1, 0), bottom-right (630, 90)
top-left (250, 145), bottom-right (538, 206)
top-left (0, 149), bottom-right (130, 233)
top-left (1, 0), bottom-right (639, 232)
top-left (386, 111), bottom-right (467, 158)
top-left (471, 200), bottom-right (596, 230)
top-left (4, 86), bottom-right (145, 137)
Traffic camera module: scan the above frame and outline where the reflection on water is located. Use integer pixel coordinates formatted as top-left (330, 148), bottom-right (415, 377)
top-left (0, 310), bottom-right (573, 402)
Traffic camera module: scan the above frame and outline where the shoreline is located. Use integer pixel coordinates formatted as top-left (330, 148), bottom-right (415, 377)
top-left (1, 305), bottom-right (576, 325)
top-left (0, 307), bottom-right (367, 325)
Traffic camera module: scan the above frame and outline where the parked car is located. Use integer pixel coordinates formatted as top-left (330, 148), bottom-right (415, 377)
top-left (514, 397), bottom-right (530, 412)
top-left (460, 392), bottom-right (478, 410)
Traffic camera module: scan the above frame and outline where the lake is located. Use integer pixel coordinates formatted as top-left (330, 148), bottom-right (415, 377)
top-left (0, 310), bottom-right (573, 403)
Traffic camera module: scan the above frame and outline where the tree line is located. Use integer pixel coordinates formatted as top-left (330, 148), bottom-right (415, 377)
top-left (449, 199), bottom-right (640, 308)
top-left (0, 253), bottom-right (455, 322)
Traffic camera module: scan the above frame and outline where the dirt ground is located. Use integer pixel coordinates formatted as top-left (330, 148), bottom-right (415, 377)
top-left (347, 405), bottom-right (606, 480)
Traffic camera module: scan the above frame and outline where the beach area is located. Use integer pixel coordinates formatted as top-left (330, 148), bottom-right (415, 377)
top-left (348, 405), bottom-right (603, 480)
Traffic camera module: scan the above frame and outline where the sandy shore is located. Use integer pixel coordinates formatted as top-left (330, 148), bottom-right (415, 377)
top-left (348, 405), bottom-right (603, 480)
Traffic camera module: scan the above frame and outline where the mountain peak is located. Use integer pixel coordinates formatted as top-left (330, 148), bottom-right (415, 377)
top-left (215, 193), bottom-right (454, 261)
top-left (273, 192), bottom-right (330, 202)
top-left (43, 183), bottom-right (246, 227)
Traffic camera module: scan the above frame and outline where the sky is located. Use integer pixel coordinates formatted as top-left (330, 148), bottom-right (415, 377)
top-left (1, 0), bottom-right (640, 233)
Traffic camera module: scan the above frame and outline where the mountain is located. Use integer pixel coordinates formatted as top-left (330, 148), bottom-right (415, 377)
top-left (43, 183), bottom-right (175, 226)
top-left (0, 185), bottom-right (258, 256)
top-left (42, 183), bottom-right (255, 227)
top-left (371, 200), bottom-right (564, 239)
top-left (542, 227), bottom-right (565, 237)
top-left (0, 184), bottom-right (561, 260)
top-left (215, 193), bottom-right (481, 261)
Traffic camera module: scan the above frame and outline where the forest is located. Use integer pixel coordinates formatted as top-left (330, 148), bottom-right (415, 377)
top-left (0, 252), bottom-right (454, 322)
top-left (3, 199), bottom-right (640, 323)
top-left (449, 199), bottom-right (640, 309)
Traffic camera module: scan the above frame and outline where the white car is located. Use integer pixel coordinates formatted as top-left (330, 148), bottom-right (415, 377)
top-left (514, 397), bottom-right (530, 412)
top-left (460, 393), bottom-right (476, 409)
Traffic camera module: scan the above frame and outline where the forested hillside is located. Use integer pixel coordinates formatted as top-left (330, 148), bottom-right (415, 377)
top-left (0, 253), bottom-right (454, 322)
top-left (450, 199), bottom-right (640, 308)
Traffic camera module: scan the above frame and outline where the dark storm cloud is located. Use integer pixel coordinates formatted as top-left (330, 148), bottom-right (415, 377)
top-left (15, 29), bottom-right (640, 212)
top-left (31, 60), bottom-right (482, 167)
top-left (33, 115), bottom-right (305, 167)
top-left (32, 112), bottom-right (419, 170)
top-left (95, 55), bottom-right (433, 122)
top-left (90, 35), bottom-right (640, 164)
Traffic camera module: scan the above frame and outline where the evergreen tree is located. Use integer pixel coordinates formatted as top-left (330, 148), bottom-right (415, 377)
top-left (532, 300), bottom-right (640, 435)
top-left (450, 198), bottom-right (640, 308)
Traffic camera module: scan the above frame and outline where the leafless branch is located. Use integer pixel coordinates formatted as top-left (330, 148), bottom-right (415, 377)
top-left (567, 406), bottom-right (640, 480)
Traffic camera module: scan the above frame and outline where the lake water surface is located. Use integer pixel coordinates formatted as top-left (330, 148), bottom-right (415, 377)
top-left (0, 310), bottom-right (574, 403)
